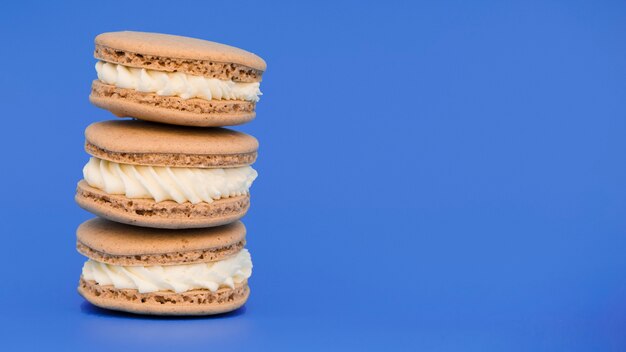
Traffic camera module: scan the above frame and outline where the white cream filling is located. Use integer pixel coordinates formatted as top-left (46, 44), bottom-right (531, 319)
top-left (83, 157), bottom-right (257, 204)
top-left (82, 249), bottom-right (252, 293)
top-left (96, 61), bottom-right (262, 102)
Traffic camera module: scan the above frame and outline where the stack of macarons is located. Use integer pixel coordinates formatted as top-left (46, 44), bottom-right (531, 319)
top-left (75, 31), bottom-right (266, 315)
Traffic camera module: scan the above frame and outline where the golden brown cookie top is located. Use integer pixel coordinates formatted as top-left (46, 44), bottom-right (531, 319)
top-left (84, 120), bottom-right (258, 168)
top-left (95, 31), bottom-right (266, 81)
top-left (76, 218), bottom-right (247, 265)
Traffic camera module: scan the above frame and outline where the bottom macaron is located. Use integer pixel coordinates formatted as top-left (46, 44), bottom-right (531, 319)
top-left (76, 218), bottom-right (253, 315)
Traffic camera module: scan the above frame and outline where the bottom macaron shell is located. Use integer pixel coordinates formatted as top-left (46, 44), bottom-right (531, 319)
top-left (75, 180), bottom-right (250, 229)
top-left (90, 80), bottom-right (256, 127)
top-left (78, 277), bottom-right (249, 316)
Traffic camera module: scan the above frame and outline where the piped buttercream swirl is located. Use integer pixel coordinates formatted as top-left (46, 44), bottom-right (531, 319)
top-left (96, 61), bottom-right (262, 102)
top-left (82, 157), bottom-right (257, 204)
top-left (82, 249), bottom-right (252, 293)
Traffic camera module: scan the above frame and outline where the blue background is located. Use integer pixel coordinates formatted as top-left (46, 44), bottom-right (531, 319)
top-left (1, 0), bottom-right (625, 350)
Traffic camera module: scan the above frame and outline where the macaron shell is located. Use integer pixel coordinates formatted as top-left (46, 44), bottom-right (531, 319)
top-left (79, 278), bottom-right (249, 316)
top-left (86, 120), bottom-right (258, 155)
top-left (77, 218), bottom-right (246, 265)
top-left (75, 180), bottom-right (250, 229)
top-left (84, 120), bottom-right (258, 168)
top-left (95, 31), bottom-right (266, 72)
top-left (78, 218), bottom-right (246, 255)
top-left (90, 80), bottom-right (256, 127)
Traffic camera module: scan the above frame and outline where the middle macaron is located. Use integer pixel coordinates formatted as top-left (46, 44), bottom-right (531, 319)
top-left (75, 120), bottom-right (259, 229)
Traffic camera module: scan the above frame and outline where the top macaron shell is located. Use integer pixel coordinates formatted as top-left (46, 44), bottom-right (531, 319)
top-left (90, 31), bottom-right (266, 127)
top-left (84, 119), bottom-right (259, 168)
top-left (95, 31), bottom-right (266, 77)
top-left (77, 218), bottom-right (247, 266)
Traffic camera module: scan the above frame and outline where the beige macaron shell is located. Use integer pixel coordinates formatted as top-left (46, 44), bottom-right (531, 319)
top-left (77, 218), bottom-right (246, 265)
top-left (95, 31), bottom-right (266, 72)
top-left (84, 120), bottom-right (258, 168)
top-left (79, 278), bottom-right (249, 315)
top-left (86, 120), bottom-right (258, 155)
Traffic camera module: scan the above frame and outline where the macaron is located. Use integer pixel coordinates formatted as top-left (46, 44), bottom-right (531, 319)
top-left (77, 218), bottom-right (252, 315)
top-left (75, 120), bottom-right (259, 229)
top-left (90, 31), bottom-right (266, 127)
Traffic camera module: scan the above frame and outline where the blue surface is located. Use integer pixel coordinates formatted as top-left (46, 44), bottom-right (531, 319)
top-left (1, 0), bottom-right (625, 350)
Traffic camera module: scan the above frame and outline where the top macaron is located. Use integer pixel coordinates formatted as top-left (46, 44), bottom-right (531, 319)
top-left (89, 31), bottom-right (266, 127)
